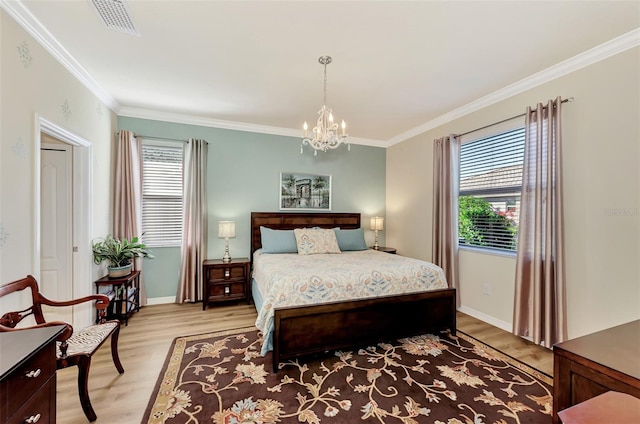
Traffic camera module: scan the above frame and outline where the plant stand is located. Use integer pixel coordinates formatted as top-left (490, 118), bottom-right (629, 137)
top-left (94, 271), bottom-right (141, 326)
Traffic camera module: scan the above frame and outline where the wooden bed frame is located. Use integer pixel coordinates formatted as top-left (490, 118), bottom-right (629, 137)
top-left (250, 212), bottom-right (457, 372)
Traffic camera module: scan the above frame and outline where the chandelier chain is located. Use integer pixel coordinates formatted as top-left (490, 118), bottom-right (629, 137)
top-left (323, 62), bottom-right (327, 105)
top-left (322, 56), bottom-right (329, 106)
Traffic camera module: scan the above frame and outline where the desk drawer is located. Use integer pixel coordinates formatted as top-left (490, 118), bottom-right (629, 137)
top-left (7, 376), bottom-right (55, 424)
top-left (5, 342), bottom-right (55, 419)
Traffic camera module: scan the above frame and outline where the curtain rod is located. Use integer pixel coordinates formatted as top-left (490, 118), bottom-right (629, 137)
top-left (115, 132), bottom-right (188, 143)
top-left (457, 97), bottom-right (574, 138)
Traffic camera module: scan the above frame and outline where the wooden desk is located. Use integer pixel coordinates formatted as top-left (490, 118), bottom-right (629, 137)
top-left (553, 320), bottom-right (640, 423)
top-left (0, 325), bottom-right (66, 424)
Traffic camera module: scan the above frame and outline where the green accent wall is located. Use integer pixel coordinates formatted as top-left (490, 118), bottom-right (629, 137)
top-left (119, 117), bottom-right (386, 299)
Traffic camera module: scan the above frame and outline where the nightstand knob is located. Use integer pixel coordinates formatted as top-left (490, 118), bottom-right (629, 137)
top-left (225, 269), bottom-right (230, 278)
top-left (224, 285), bottom-right (230, 295)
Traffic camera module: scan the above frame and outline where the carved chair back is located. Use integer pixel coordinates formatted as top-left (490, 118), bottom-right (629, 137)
top-left (0, 275), bottom-right (50, 328)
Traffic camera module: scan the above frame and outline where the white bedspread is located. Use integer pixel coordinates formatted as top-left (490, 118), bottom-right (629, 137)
top-left (253, 249), bottom-right (448, 354)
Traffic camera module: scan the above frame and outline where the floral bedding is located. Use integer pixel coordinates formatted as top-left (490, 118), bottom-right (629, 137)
top-left (253, 249), bottom-right (448, 355)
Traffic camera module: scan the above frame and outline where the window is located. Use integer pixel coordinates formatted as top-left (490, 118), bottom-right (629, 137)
top-left (142, 142), bottom-right (183, 247)
top-left (459, 127), bottom-right (525, 252)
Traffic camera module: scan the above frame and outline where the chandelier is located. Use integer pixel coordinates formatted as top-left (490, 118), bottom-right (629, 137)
top-left (301, 56), bottom-right (349, 156)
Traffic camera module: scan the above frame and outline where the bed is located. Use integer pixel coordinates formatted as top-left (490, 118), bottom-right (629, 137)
top-left (250, 212), bottom-right (457, 372)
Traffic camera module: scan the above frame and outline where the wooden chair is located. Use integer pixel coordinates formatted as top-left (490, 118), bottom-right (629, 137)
top-left (0, 275), bottom-right (124, 422)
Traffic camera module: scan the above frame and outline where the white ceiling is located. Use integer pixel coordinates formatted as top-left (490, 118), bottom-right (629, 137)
top-left (5, 0), bottom-right (640, 146)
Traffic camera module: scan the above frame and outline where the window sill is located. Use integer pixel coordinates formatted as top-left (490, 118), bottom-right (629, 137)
top-left (458, 245), bottom-right (517, 259)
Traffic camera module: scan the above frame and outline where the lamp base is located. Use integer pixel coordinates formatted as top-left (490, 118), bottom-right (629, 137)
top-left (373, 230), bottom-right (379, 250)
top-left (222, 239), bottom-right (231, 263)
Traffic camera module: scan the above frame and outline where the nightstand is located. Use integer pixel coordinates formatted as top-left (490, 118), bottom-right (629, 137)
top-left (374, 246), bottom-right (397, 254)
top-left (202, 258), bottom-right (250, 310)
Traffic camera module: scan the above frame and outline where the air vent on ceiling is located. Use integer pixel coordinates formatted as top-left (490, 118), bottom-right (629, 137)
top-left (89, 0), bottom-right (141, 36)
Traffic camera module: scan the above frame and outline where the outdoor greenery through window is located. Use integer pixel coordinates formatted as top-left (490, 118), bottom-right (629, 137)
top-left (459, 127), bottom-right (525, 252)
top-left (142, 142), bottom-right (184, 247)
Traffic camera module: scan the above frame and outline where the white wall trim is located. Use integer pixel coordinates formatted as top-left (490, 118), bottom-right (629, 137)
top-left (146, 296), bottom-right (176, 305)
top-left (457, 305), bottom-right (512, 333)
top-left (35, 115), bottom-right (94, 329)
top-left (387, 28), bottom-right (640, 146)
top-left (118, 107), bottom-right (388, 148)
top-left (5, 0), bottom-right (638, 148)
top-left (1, 0), bottom-right (119, 112)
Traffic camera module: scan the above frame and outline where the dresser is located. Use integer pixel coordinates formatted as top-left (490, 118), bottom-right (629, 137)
top-left (553, 320), bottom-right (640, 423)
top-left (0, 325), bottom-right (65, 424)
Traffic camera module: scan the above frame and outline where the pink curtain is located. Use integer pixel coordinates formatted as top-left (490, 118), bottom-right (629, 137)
top-left (432, 135), bottom-right (460, 306)
top-left (513, 97), bottom-right (567, 348)
top-left (176, 139), bottom-right (208, 303)
top-left (113, 130), bottom-right (147, 304)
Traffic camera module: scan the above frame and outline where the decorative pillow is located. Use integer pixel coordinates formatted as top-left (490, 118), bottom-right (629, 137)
top-left (260, 227), bottom-right (298, 253)
top-left (334, 228), bottom-right (367, 251)
top-left (294, 228), bottom-right (341, 255)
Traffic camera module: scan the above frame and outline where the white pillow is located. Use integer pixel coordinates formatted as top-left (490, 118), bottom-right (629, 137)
top-left (293, 228), bottom-right (341, 255)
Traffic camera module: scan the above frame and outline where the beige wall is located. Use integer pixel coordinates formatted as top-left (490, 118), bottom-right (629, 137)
top-left (1, 11), bottom-right (115, 286)
top-left (387, 47), bottom-right (640, 340)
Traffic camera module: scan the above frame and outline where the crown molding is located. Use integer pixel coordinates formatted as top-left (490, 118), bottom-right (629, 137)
top-left (1, 0), bottom-right (121, 112)
top-left (3, 0), bottom-right (385, 147)
top-left (5, 0), bottom-right (637, 148)
top-left (118, 107), bottom-right (388, 148)
top-left (387, 28), bottom-right (640, 147)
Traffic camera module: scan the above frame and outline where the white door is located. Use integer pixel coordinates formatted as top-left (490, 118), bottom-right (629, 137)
top-left (40, 142), bottom-right (73, 324)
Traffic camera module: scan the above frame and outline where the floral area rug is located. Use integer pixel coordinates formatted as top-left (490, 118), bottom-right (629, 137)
top-left (142, 326), bottom-right (552, 424)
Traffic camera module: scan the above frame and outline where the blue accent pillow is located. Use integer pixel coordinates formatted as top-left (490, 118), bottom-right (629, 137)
top-left (260, 227), bottom-right (298, 253)
top-left (334, 228), bottom-right (367, 251)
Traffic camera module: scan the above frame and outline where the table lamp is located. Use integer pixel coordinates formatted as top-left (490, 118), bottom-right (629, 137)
top-left (370, 216), bottom-right (384, 250)
top-left (218, 221), bottom-right (236, 263)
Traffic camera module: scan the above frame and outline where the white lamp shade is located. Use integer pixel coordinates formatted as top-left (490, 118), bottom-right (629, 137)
top-left (218, 221), bottom-right (236, 238)
top-left (370, 216), bottom-right (384, 231)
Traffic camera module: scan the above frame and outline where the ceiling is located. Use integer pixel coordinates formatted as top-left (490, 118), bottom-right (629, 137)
top-left (6, 0), bottom-right (640, 146)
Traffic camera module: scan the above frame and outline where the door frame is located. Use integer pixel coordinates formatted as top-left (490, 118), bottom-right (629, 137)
top-left (34, 114), bottom-right (93, 328)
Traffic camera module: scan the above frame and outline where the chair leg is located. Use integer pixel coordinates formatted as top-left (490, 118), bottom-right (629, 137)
top-left (77, 356), bottom-right (97, 422)
top-left (111, 325), bottom-right (125, 374)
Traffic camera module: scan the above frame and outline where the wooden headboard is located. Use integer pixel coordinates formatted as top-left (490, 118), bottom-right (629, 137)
top-left (250, 212), bottom-right (361, 255)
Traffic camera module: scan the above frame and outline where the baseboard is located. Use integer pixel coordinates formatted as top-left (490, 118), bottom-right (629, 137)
top-left (146, 296), bottom-right (176, 305)
top-left (457, 305), bottom-right (512, 333)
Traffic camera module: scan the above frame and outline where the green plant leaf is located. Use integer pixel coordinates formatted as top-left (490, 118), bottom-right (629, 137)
top-left (92, 234), bottom-right (154, 267)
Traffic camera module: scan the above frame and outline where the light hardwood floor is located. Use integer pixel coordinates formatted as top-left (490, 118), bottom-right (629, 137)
top-left (56, 303), bottom-right (553, 423)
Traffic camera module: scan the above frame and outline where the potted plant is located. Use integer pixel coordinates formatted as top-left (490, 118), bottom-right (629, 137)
top-left (92, 235), bottom-right (154, 278)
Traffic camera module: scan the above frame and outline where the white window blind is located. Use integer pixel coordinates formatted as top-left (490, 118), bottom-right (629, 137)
top-left (459, 127), bottom-right (525, 252)
top-left (142, 143), bottom-right (183, 247)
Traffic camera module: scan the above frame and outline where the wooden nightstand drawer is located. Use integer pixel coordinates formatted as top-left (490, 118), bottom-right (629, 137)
top-left (207, 282), bottom-right (246, 298)
top-left (207, 265), bottom-right (247, 281)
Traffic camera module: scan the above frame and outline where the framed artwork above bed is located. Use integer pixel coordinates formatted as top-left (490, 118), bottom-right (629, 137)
top-left (279, 172), bottom-right (331, 211)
